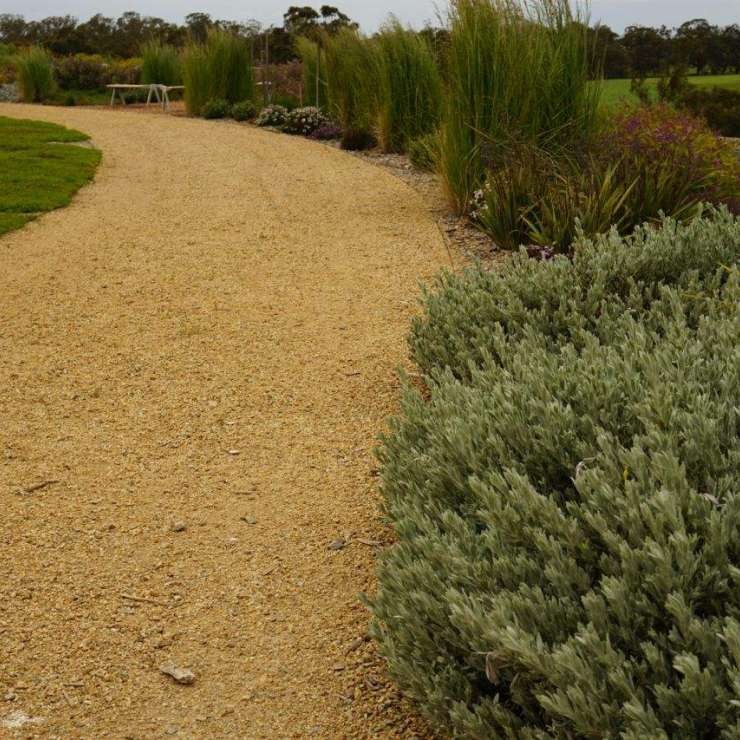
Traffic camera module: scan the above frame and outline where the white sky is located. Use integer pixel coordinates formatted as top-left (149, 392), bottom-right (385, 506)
top-left (5, 0), bottom-right (739, 34)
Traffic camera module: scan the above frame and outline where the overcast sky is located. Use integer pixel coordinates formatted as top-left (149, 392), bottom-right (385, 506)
top-left (5, 0), bottom-right (739, 33)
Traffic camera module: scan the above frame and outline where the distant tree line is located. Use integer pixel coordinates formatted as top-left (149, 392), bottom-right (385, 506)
top-left (0, 9), bottom-right (738, 78)
top-left (0, 6), bottom-right (357, 63)
top-left (590, 19), bottom-right (740, 78)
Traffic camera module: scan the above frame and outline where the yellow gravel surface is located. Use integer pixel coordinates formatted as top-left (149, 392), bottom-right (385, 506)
top-left (0, 104), bottom-right (450, 738)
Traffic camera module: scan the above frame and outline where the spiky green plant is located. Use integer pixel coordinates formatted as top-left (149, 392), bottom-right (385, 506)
top-left (440, 0), bottom-right (600, 212)
top-left (324, 28), bottom-right (380, 148)
top-left (14, 46), bottom-right (55, 103)
top-left (182, 44), bottom-right (210, 116)
top-left (205, 28), bottom-right (254, 104)
top-left (183, 29), bottom-right (254, 116)
top-left (141, 41), bottom-right (182, 85)
top-left (375, 19), bottom-right (442, 153)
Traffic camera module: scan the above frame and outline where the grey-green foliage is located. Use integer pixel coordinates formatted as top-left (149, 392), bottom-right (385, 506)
top-left (411, 211), bottom-right (740, 380)
top-left (371, 210), bottom-right (740, 738)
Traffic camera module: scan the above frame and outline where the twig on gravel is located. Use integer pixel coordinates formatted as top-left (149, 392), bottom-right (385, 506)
top-left (354, 538), bottom-right (382, 547)
top-left (23, 479), bottom-right (60, 493)
top-left (120, 593), bottom-right (167, 607)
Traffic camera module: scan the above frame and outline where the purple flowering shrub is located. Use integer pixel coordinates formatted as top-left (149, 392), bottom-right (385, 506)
top-left (599, 104), bottom-right (739, 219)
top-left (471, 103), bottom-right (739, 253)
top-left (308, 122), bottom-right (343, 140)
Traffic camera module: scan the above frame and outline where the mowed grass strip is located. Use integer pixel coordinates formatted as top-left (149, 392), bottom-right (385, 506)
top-left (600, 74), bottom-right (740, 107)
top-left (0, 116), bottom-right (101, 235)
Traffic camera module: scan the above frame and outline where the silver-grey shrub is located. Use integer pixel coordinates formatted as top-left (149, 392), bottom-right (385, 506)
top-left (371, 210), bottom-right (740, 737)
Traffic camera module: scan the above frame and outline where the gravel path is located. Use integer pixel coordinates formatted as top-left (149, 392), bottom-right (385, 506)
top-left (0, 104), bottom-right (450, 737)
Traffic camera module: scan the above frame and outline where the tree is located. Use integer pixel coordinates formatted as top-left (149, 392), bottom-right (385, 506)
top-left (621, 24), bottom-right (670, 75)
top-left (0, 14), bottom-right (28, 44)
top-left (283, 7), bottom-right (320, 36)
top-left (674, 18), bottom-right (715, 74)
top-left (185, 12), bottom-right (213, 44)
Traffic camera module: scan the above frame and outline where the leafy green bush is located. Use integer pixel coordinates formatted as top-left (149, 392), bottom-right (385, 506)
top-left (375, 20), bottom-right (442, 153)
top-left (141, 41), bottom-right (181, 86)
top-left (372, 210), bottom-right (740, 738)
top-left (324, 28), bottom-right (379, 149)
top-left (201, 98), bottom-right (230, 119)
top-left (680, 86), bottom-right (740, 138)
top-left (408, 132), bottom-right (440, 171)
top-left (231, 100), bottom-right (256, 121)
top-left (14, 46), bottom-right (56, 103)
top-left (255, 104), bottom-right (288, 127)
top-left (53, 53), bottom-right (111, 90)
top-left (440, 0), bottom-right (599, 213)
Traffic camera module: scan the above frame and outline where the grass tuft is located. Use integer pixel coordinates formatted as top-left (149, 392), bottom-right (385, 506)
top-left (14, 46), bottom-right (56, 103)
top-left (375, 19), bottom-right (442, 153)
top-left (141, 41), bottom-right (182, 86)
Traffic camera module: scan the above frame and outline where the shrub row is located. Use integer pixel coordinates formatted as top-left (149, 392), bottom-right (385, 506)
top-left (371, 209), bottom-right (740, 738)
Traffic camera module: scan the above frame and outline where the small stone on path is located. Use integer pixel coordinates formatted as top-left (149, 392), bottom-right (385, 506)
top-left (159, 663), bottom-right (196, 685)
top-left (328, 539), bottom-right (346, 551)
top-left (171, 521), bottom-right (187, 533)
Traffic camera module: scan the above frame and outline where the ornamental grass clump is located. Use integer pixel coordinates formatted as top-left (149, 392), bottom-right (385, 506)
top-left (141, 41), bottom-right (181, 86)
top-left (324, 28), bottom-right (379, 149)
top-left (295, 36), bottom-right (327, 108)
top-left (440, 0), bottom-right (599, 213)
top-left (372, 210), bottom-right (740, 737)
top-left (182, 44), bottom-right (210, 116)
top-left (14, 46), bottom-right (55, 103)
top-left (205, 28), bottom-right (254, 105)
top-left (183, 29), bottom-right (254, 116)
top-left (375, 20), bottom-right (442, 153)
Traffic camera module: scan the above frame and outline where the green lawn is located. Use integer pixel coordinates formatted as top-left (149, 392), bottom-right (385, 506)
top-left (0, 116), bottom-right (101, 235)
top-left (600, 74), bottom-right (740, 107)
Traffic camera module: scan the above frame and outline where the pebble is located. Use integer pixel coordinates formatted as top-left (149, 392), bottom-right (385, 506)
top-left (328, 539), bottom-right (346, 551)
top-left (171, 521), bottom-right (187, 533)
top-left (159, 663), bottom-right (196, 685)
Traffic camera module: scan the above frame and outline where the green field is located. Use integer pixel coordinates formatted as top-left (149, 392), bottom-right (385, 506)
top-left (0, 116), bottom-right (101, 235)
top-left (600, 74), bottom-right (740, 107)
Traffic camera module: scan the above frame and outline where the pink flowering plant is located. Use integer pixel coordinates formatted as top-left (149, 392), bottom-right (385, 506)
top-left (282, 106), bottom-right (328, 136)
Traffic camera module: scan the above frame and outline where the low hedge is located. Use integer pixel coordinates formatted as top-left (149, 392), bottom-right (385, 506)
top-left (371, 210), bottom-right (740, 738)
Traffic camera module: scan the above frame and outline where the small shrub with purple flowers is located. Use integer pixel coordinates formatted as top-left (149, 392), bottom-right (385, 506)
top-left (470, 103), bottom-right (739, 252)
top-left (308, 122), bottom-right (343, 141)
top-left (599, 103), bottom-right (739, 221)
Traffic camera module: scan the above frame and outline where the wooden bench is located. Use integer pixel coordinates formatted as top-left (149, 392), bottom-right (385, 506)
top-left (107, 84), bottom-right (184, 111)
